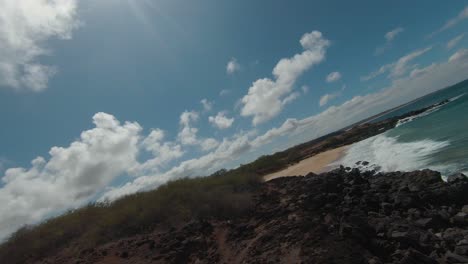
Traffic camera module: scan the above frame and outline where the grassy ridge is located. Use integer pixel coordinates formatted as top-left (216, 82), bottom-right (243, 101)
top-left (0, 168), bottom-right (259, 264)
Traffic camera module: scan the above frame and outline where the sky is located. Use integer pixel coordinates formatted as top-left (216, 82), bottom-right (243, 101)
top-left (0, 0), bottom-right (467, 240)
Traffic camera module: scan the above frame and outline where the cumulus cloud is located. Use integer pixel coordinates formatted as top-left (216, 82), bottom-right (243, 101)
top-left (0, 0), bottom-right (79, 92)
top-left (282, 92), bottom-right (301, 106)
top-left (319, 92), bottom-right (341, 107)
top-left (133, 129), bottom-right (184, 175)
top-left (447, 33), bottom-right (465, 50)
top-left (209, 112), bottom-right (235, 129)
top-left (177, 111), bottom-right (200, 146)
top-left (200, 99), bottom-right (213, 111)
top-left (240, 31), bottom-right (330, 125)
top-left (326, 71), bottom-right (341, 83)
top-left (99, 133), bottom-right (253, 202)
top-left (177, 110), bottom-right (219, 150)
top-left (429, 6), bottom-right (468, 37)
top-left (226, 58), bottom-right (240, 74)
top-left (201, 138), bottom-right (220, 151)
top-left (0, 113), bottom-right (141, 240)
top-left (363, 47), bottom-right (432, 81)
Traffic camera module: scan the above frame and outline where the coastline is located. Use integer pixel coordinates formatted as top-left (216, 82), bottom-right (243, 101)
top-left (263, 145), bottom-right (349, 181)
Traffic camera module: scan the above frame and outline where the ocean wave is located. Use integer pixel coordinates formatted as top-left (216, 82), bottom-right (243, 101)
top-left (335, 134), bottom-right (450, 173)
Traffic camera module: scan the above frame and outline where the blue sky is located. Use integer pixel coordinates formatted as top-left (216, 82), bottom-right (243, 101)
top-left (0, 0), bottom-right (467, 239)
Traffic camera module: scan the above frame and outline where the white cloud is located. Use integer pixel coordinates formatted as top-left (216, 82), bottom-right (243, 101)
top-left (326, 71), bottom-right (341, 83)
top-left (449, 48), bottom-right (468, 62)
top-left (375, 27), bottom-right (405, 55)
top-left (209, 112), bottom-right (234, 129)
top-left (99, 133), bottom-right (253, 202)
top-left (391, 47), bottom-right (432, 78)
top-left (385, 27), bottom-right (404, 41)
top-left (319, 92), bottom-right (341, 107)
top-left (447, 33), bottom-right (465, 50)
top-left (282, 92), bottom-right (301, 106)
top-left (226, 58), bottom-right (240, 74)
top-left (0, 0), bottom-right (79, 92)
top-left (363, 47), bottom-right (432, 81)
top-left (410, 63), bottom-right (437, 78)
top-left (133, 129), bottom-right (184, 175)
top-left (429, 6), bottom-right (468, 37)
top-left (219, 89), bottom-right (231, 96)
top-left (240, 31), bottom-right (330, 125)
top-left (0, 113), bottom-right (141, 240)
top-left (200, 99), bottom-right (213, 111)
top-left (178, 111), bottom-right (200, 146)
top-left (301, 85), bottom-right (309, 94)
top-left (177, 110), bottom-right (219, 150)
top-left (201, 138), bottom-right (220, 151)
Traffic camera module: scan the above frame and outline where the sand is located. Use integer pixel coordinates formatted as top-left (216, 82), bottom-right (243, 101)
top-left (263, 145), bottom-right (349, 181)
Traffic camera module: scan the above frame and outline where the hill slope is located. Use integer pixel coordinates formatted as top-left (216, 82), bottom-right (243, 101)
top-left (27, 168), bottom-right (468, 263)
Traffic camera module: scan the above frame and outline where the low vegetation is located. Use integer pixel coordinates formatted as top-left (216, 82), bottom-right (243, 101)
top-left (0, 168), bottom-right (260, 264)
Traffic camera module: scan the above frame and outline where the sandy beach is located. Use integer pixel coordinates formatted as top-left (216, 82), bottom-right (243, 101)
top-left (263, 145), bottom-right (349, 181)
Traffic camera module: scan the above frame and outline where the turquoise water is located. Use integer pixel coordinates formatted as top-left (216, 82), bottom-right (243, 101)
top-left (338, 80), bottom-right (468, 177)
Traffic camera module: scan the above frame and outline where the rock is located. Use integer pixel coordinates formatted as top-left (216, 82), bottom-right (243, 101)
top-left (400, 249), bottom-right (438, 264)
top-left (453, 212), bottom-right (468, 225)
top-left (391, 231), bottom-right (408, 239)
top-left (415, 218), bottom-right (434, 228)
top-left (120, 251), bottom-right (129, 258)
top-left (367, 257), bottom-right (382, 264)
top-left (445, 252), bottom-right (468, 263)
top-left (455, 245), bottom-right (468, 255)
top-left (447, 173), bottom-right (467, 183)
top-left (443, 228), bottom-right (466, 242)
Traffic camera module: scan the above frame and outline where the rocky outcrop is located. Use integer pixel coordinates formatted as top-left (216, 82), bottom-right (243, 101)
top-left (37, 168), bottom-right (468, 263)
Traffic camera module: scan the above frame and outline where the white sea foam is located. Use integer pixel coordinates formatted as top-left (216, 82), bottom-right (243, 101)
top-left (395, 93), bottom-right (466, 128)
top-left (335, 134), bottom-right (450, 172)
top-left (449, 93), bottom-right (466, 102)
top-left (395, 107), bottom-right (440, 127)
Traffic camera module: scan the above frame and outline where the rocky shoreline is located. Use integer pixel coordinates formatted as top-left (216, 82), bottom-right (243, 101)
top-left (40, 167), bottom-right (468, 264)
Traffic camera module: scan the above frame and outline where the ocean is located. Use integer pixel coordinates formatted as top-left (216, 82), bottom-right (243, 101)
top-left (336, 80), bottom-right (468, 178)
